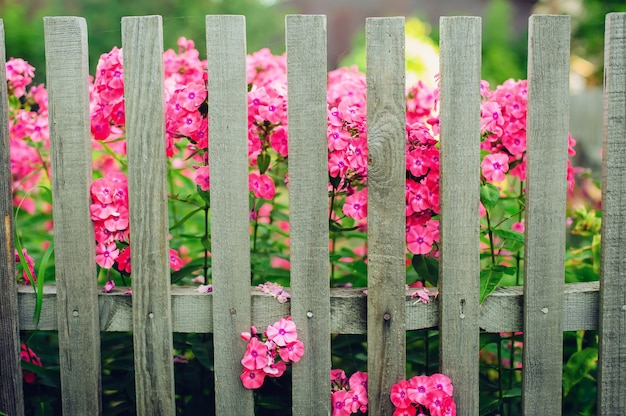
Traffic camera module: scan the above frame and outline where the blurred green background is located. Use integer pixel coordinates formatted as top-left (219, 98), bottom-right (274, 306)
top-left (2, 0), bottom-right (626, 85)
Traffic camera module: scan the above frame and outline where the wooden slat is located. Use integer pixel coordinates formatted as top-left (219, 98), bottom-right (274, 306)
top-left (286, 14), bottom-right (331, 415)
top-left (0, 18), bottom-right (25, 416)
top-left (438, 16), bottom-right (482, 416)
top-left (205, 15), bottom-right (254, 416)
top-left (365, 17), bottom-right (406, 416)
top-left (44, 16), bottom-right (102, 415)
top-left (19, 282), bottom-right (601, 333)
top-left (598, 12), bottom-right (626, 415)
top-left (121, 16), bottom-right (175, 415)
top-left (522, 15), bottom-right (570, 416)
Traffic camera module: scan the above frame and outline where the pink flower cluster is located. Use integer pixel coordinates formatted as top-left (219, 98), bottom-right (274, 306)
top-left (479, 79), bottom-right (576, 188)
top-left (331, 369), bottom-right (368, 415)
top-left (258, 281), bottom-right (291, 303)
top-left (20, 343), bottom-right (42, 384)
top-left (390, 374), bottom-right (456, 416)
top-left (14, 248), bottom-right (36, 285)
top-left (90, 171), bottom-right (182, 275)
top-left (6, 58), bottom-right (50, 210)
top-left (240, 316), bottom-right (304, 389)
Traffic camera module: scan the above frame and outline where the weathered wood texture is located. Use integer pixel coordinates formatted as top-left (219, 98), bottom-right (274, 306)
top-left (44, 17), bottom-right (102, 416)
top-left (121, 16), bottom-right (175, 416)
top-left (438, 16), bottom-right (482, 416)
top-left (598, 12), bottom-right (626, 415)
top-left (0, 18), bottom-right (25, 416)
top-left (206, 15), bottom-right (254, 416)
top-left (366, 17), bottom-right (406, 416)
top-left (18, 282), bottom-right (601, 333)
top-left (286, 15), bottom-right (332, 416)
top-left (522, 15), bottom-right (570, 416)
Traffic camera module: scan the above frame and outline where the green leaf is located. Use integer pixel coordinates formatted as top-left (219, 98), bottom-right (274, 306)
top-left (480, 183), bottom-right (501, 212)
top-left (480, 266), bottom-right (505, 303)
top-left (257, 152), bottom-right (271, 174)
top-left (196, 185), bottom-right (210, 206)
top-left (563, 347), bottom-right (598, 396)
top-left (170, 258), bottom-right (206, 284)
top-left (169, 207), bottom-right (204, 231)
top-left (479, 399), bottom-right (500, 416)
top-left (34, 242), bottom-right (54, 327)
top-left (411, 254), bottom-right (439, 286)
top-left (491, 228), bottom-right (524, 243)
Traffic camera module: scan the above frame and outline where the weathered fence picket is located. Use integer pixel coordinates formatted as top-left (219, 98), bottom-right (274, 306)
top-left (1, 12), bottom-right (625, 416)
top-left (206, 15), bottom-right (254, 416)
top-left (122, 15), bottom-right (176, 415)
top-left (285, 15), bottom-right (332, 415)
top-left (438, 16), bottom-right (482, 416)
top-left (522, 15), bottom-right (570, 415)
top-left (598, 12), bottom-right (626, 416)
top-left (365, 17), bottom-right (407, 416)
top-left (0, 18), bottom-right (25, 416)
top-left (44, 16), bottom-right (102, 415)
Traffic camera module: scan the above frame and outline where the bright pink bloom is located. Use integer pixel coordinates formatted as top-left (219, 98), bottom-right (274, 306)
top-left (249, 172), bottom-right (276, 200)
top-left (481, 153), bottom-right (509, 182)
top-left (406, 226), bottom-right (434, 255)
top-left (20, 343), bottom-right (42, 384)
top-left (331, 390), bottom-right (353, 416)
top-left (343, 189), bottom-right (367, 220)
top-left (96, 242), bottom-right (119, 269)
top-left (241, 337), bottom-right (270, 370)
top-left (393, 406), bottom-right (417, 416)
top-left (407, 375), bottom-right (435, 406)
top-left (278, 340), bottom-right (305, 363)
top-left (169, 248), bottom-right (183, 271)
top-left (390, 380), bottom-right (412, 408)
top-left (240, 368), bottom-right (266, 389)
top-left (430, 373), bottom-right (454, 396)
top-left (266, 317), bottom-right (298, 347)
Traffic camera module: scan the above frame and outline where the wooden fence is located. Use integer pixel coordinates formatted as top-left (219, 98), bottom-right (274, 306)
top-left (0, 12), bottom-right (625, 416)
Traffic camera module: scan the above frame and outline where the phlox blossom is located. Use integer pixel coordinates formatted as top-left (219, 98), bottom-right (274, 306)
top-left (96, 242), bottom-right (119, 269)
top-left (343, 189), bottom-right (367, 220)
top-left (278, 340), bottom-right (305, 363)
top-left (20, 343), bottom-right (42, 384)
top-left (240, 368), bottom-right (265, 389)
top-left (481, 153), bottom-right (509, 182)
top-left (266, 317), bottom-right (298, 347)
top-left (331, 390), bottom-right (353, 416)
top-left (241, 337), bottom-right (270, 370)
top-left (390, 380), bottom-right (412, 408)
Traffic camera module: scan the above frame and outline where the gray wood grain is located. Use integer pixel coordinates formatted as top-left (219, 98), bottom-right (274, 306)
top-left (522, 15), bottom-right (570, 416)
top-left (0, 18), bottom-right (25, 416)
top-left (205, 15), bottom-right (254, 416)
top-left (598, 12), bottom-right (626, 416)
top-left (438, 17), bottom-right (482, 416)
top-left (19, 282), bottom-right (602, 333)
top-left (121, 16), bottom-right (175, 416)
top-left (44, 16), bottom-right (102, 416)
top-left (286, 15), bottom-right (332, 416)
top-left (365, 17), bottom-right (406, 416)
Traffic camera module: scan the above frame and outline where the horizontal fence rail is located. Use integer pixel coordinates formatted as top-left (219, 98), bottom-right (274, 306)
top-left (1, 12), bottom-right (625, 416)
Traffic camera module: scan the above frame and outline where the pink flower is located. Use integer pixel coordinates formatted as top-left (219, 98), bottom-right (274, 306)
top-left (266, 317), bottom-right (298, 347)
top-left (430, 373), bottom-right (454, 396)
top-left (407, 375), bottom-right (435, 406)
top-left (342, 189), bottom-right (367, 220)
top-left (390, 380), bottom-right (412, 408)
top-left (393, 406), bottom-right (417, 416)
top-left (331, 390), bottom-right (353, 416)
top-left (96, 242), bottom-right (119, 269)
top-left (169, 248), bottom-right (183, 271)
top-left (406, 226), bottom-right (434, 255)
top-left (240, 368), bottom-right (266, 389)
top-left (481, 153), bottom-right (509, 182)
top-left (278, 340), bottom-right (305, 363)
top-left (20, 343), bottom-right (42, 384)
top-left (241, 337), bottom-right (270, 370)
top-left (249, 172), bottom-right (276, 200)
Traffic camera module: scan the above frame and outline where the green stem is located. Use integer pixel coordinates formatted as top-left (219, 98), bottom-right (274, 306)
top-left (498, 336), bottom-right (504, 415)
top-left (485, 209), bottom-right (497, 266)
